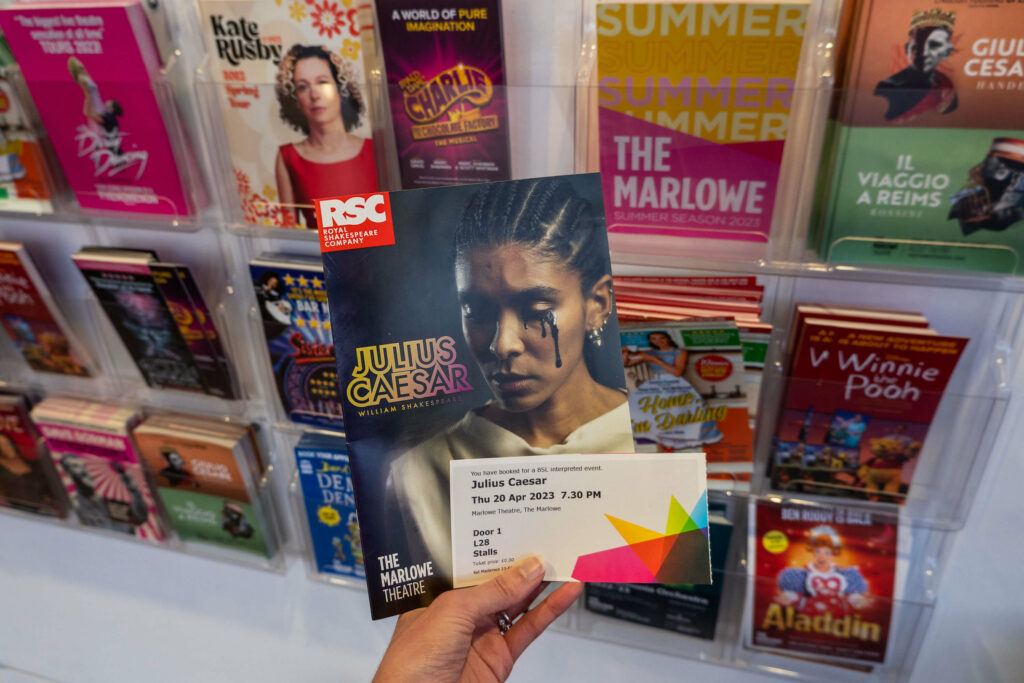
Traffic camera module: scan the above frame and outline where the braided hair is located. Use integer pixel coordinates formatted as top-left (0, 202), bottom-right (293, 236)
top-left (454, 178), bottom-right (610, 294)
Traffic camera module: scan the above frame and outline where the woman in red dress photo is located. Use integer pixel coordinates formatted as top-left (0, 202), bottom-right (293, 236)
top-left (274, 44), bottom-right (378, 228)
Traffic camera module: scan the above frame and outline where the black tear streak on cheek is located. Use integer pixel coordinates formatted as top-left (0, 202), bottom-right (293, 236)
top-left (541, 310), bottom-right (562, 368)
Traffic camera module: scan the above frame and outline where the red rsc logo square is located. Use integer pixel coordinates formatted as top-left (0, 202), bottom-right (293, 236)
top-left (316, 192), bottom-right (396, 253)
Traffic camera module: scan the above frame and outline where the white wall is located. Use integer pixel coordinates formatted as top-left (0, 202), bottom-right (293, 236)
top-left (0, 388), bottom-right (1021, 683)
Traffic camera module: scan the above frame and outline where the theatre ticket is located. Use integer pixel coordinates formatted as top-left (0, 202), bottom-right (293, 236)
top-left (450, 452), bottom-right (710, 588)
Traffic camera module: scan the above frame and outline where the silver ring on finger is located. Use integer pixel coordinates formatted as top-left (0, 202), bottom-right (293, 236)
top-left (497, 611), bottom-right (513, 635)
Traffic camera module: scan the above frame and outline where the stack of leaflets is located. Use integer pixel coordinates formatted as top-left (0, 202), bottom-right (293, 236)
top-left (769, 304), bottom-right (968, 504)
top-left (72, 248), bottom-right (236, 398)
top-left (134, 414), bottom-right (274, 557)
top-left (814, 0), bottom-right (1024, 274)
top-left (585, 498), bottom-right (734, 641)
top-left (293, 431), bottom-right (363, 581)
top-left (0, 241), bottom-right (91, 377)
top-left (197, 0), bottom-right (379, 228)
top-left (0, 392), bottom-right (65, 517)
top-left (615, 276), bottom-right (772, 489)
top-left (0, 33), bottom-right (55, 214)
top-left (249, 254), bottom-right (343, 429)
top-left (0, 1), bottom-right (201, 217)
top-left (30, 397), bottom-right (166, 542)
top-left (749, 499), bottom-right (898, 666)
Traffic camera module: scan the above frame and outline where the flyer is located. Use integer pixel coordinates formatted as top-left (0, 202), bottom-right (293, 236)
top-left (620, 319), bottom-right (753, 482)
top-left (295, 431), bottom-right (364, 580)
top-left (0, 242), bottom-right (91, 377)
top-left (596, 2), bottom-right (808, 242)
top-left (0, 393), bottom-right (64, 517)
top-left (751, 500), bottom-right (897, 664)
top-left (0, 34), bottom-right (54, 214)
top-left (250, 255), bottom-right (344, 429)
top-left (819, 0), bottom-right (1024, 273)
top-left (375, 0), bottom-right (510, 188)
top-left (134, 416), bottom-right (272, 557)
top-left (31, 398), bottom-right (166, 543)
top-left (770, 317), bottom-right (967, 504)
top-left (73, 253), bottom-right (206, 394)
top-left (199, 0), bottom-right (379, 228)
top-left (319, 174), bottom-right (635, 618)
top-left (0, 1), bottom-right (197, 216)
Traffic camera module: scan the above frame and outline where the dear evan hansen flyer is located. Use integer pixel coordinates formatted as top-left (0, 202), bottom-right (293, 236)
top-left (375, 0), bottom-right (510, 188)
top-left (596, 3), bottom-right (807, 241)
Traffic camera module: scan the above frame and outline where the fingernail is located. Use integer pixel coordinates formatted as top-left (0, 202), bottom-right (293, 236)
top-left (516, 555), bottom-right (544, 581)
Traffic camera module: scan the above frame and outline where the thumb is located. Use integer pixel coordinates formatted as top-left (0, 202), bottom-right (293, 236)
top-left (455, 555), bottom-right (546, 618)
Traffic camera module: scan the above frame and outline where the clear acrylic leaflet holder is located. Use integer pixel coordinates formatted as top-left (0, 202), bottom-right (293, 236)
top-left (559, 490), bottom-right (950, 683)
top-left (575, 0), bottom-right (846, 267)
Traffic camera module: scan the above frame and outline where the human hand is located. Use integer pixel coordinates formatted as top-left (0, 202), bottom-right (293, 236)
top-left (373, 556), bottom-right (583, 683)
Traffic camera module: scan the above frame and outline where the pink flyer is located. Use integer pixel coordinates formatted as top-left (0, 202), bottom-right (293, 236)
top-left (0, 2), bottom-right (194, 216)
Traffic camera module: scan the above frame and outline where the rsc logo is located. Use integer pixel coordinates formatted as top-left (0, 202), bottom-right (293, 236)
top-left (317, 194), bottom-right (388, 228)
top-left (316, 192), bottom-right (397, 253)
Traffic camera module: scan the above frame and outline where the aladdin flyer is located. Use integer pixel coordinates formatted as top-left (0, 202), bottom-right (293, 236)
top-left (751, 500), bottom-right (897, 664)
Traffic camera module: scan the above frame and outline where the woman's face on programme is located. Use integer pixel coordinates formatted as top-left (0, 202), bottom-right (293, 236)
top-left (649, 332), bottom-right (672, 349)
top-left (456, 243), bottom-right (598, 413)
top-left (293, 56), bottom-right (340, 129)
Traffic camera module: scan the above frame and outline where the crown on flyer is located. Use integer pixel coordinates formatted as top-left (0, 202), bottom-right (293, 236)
top-left (909, 8), bottom-right (955, 32)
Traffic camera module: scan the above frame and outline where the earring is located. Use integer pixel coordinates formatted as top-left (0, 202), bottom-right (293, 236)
top-left (587, 315), bottom-right (610, 347)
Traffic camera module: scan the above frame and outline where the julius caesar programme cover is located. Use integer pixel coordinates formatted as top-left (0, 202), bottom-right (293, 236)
top-left (319, 174), bottom-right (634, 618)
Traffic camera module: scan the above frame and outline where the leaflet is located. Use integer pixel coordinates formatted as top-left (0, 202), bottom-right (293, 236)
top-left (449, 452), bottom-right (709, 589)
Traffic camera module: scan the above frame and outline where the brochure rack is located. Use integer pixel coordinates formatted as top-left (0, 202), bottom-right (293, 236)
top-left (554, 259), bottom-right (1020, 681)
top-left (276, 424), bottom-right (367, 591)
top-left (576, 0), bottom-right (1024, 281)
top-left (0, 217), bottom-right (289, 573)
top-left (798, 85), bottom-right (1024, 277)
top-left (0, 0), bottom-right (1020, 681)
top-left (0, 0), bottom-right (209, 229)
top-left (566, 493), bottom-right (944, 683)
top-left (25, 393), bottom-right (288, 573)
top-left (574, 0), bottom-right (845, 266)
top-left (0, 58), bottom-right (65, 216)
top-left (193, 71), bottom-right (390, 238)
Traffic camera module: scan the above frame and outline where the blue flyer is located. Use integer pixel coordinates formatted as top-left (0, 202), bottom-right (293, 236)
top-left (295, 432), bottom-right (363, 580)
